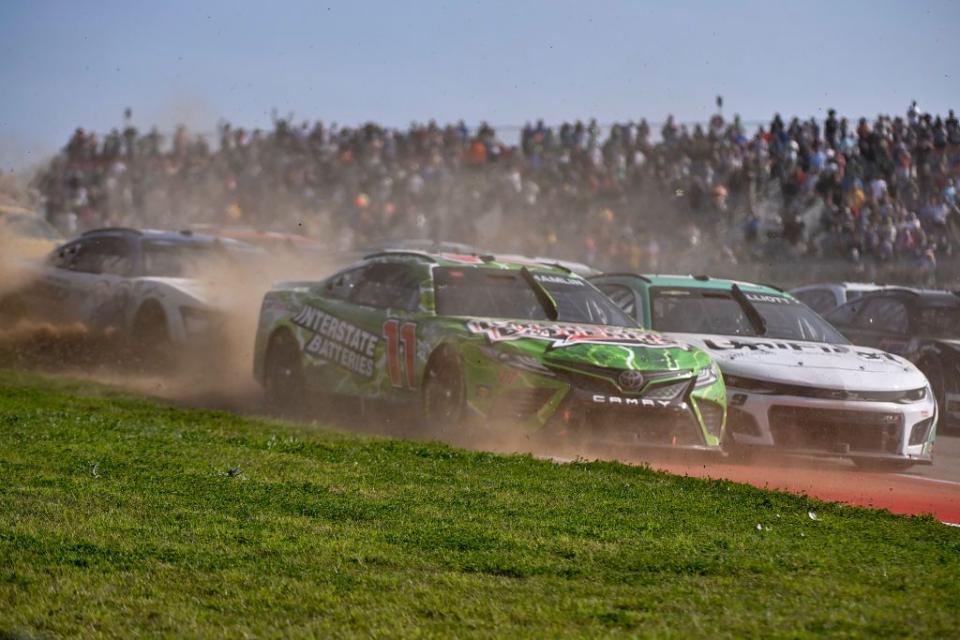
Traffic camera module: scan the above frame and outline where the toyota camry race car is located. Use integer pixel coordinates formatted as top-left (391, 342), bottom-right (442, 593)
top-left (6, 227), bottom-right (260, 361)
top-left (590, 274), bottom-right (937, 469)
top-left (252, 252), bottom-right (727, 448)
top-left (825, 287), bottom-right (960, 431)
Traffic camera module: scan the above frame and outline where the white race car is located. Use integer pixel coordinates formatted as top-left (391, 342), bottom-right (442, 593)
top-left (9, 227), bottom-right (260, 361)
top-left (590, 274), bottom-right (937, 470)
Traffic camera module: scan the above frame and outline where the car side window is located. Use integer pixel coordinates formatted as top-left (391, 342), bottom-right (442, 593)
top-left (793, 289), bottom-right (836, 314)
top-left (51, 242), bottom-right (80, 270)
top-left (824, 300), bottom-right (861, 327)
top-left (853, 298), bottom-right (909, 334)
top-left (597, 284), bottom-right (637, 319)
top-left (324, 266), bottom-right (366, 301)
top-left (349, 262), bottom-right (421, 311)
top-left (69, 237), bottom-right (133, 275)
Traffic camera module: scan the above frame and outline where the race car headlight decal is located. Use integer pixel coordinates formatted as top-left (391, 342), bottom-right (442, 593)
top-left (722, 374), bottom-right (775, 393)
top-left (899, 387), bottom-right (928, 403)
top-left (479, 345), bottom-right (554, 376)
top-left (694, 363), bottom-right (720, 388)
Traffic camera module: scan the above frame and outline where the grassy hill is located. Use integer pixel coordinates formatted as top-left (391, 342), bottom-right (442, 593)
top-left (1, 370), bottom-right (958, 638)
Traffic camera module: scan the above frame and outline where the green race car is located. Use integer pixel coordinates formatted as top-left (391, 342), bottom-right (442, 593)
top-left (252, 251), bottom-right (726, 449)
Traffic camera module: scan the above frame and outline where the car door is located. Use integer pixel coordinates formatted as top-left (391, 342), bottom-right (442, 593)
top-left (345, 261), bottom-right (423, 400)
top-left (64, 236), bottom-right (135, 330)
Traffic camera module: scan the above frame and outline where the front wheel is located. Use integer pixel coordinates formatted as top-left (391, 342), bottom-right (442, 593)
top-left (421, 348), bottom-right (466, 438)
top-left (265, 331), bottom-right (305, 416)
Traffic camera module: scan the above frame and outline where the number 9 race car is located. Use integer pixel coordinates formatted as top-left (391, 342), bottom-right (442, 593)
top-left (252, 251), bottom-right (727, 450)
top-left (589, 273), bottom-right (937, 470)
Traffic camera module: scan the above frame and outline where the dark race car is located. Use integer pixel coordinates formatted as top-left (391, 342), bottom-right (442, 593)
top-left (825, 288), bottom-right (960, 430)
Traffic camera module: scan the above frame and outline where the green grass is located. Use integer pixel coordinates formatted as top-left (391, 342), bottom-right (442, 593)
top-left (0, 370), bottom-right (958, 638)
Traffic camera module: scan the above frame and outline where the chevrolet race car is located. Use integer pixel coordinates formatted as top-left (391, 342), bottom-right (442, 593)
top-left (825, 287), bottom-right (960, 431)
top-left (590, 274), bottom-right (937, 469)
top-left (6, 227), bottom-right (260, 360)
top-left (252, 251), bottom-right (726, 448)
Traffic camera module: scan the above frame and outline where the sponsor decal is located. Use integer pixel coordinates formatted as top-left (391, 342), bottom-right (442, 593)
top-left (703, 338), bottom-right (900, 362)
top-left (291, 305), bottom-right (379, 377)
top-left (744, 293), bottom-right (795, 305)
top-left (533, 273), bottom-right (584, 287)
top-left (466, 319), bottom-right (686, 350)
top-left (591, 394), bottom-right (686, 409)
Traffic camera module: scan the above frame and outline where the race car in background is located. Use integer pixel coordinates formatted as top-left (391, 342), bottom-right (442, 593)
top-left (253, 251), bottom-right (727, 449)
top-left (6, 227), bottom-right (260, 361)
top-left (589, 273), bottom-right (936, 469)
top-left (789, 282), bottom-right (888, 314)
top-left (824, 288), bottom-right (960, 431)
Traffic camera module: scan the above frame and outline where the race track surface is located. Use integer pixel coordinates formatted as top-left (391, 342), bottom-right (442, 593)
top-left (642, 435), bottom-right (960, 525)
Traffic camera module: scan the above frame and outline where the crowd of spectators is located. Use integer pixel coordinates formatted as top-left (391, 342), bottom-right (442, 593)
top-left (33, 102), bottom-right (960, 280)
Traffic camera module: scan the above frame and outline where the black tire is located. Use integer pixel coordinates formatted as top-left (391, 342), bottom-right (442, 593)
top-left (264, 330), bottom-right (305, 416)
top-left (131, 302), bottom-right (173, 371)
top-left (918, 357), bottom-right (948, 432)
top-left (852, 458), bottom-right (914, 472)
top-left (421, 347), bottom-right (466, 437)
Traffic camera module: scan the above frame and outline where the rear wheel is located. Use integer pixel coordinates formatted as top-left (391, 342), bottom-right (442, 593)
top-left (264, 331), bottom-right (305, 416)
top-left (421, 347), bottom-right (466, 437)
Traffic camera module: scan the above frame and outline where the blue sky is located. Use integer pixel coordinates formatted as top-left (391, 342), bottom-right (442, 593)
top-left (1, 0), bottom-right (958, 171)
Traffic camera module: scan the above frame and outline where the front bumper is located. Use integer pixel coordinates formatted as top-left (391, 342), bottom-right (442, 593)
top-left (539, 386), bottom-right (725, 452)
top-left (726, 387), bottom-right (936, 463)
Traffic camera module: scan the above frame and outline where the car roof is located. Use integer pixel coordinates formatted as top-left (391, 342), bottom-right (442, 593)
top-left (363, 249), bottom-right (576, 275)
top-left (861, 287), bottom-right (960, 306)
top-left (595, 273), bottom-right (786, 295)
top-left (791, 282), bottom-right (887, 292)
top-left (80, 227), bottom-right (252, 249)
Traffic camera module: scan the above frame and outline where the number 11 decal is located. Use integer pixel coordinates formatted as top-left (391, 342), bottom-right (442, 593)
top-left (383, 319), bottom-right (417, 389)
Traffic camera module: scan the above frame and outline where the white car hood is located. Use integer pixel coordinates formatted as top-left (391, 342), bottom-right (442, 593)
top-left (667, 333), bottom-right (927, 392)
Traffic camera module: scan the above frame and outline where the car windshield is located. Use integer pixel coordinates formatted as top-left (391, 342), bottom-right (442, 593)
top-left (434, 267), bottom-right (636, 326)
top-left (650, 287), bottom-right (848, 344)
top-left (142, 241), bottom-right (250, 277)
top-left (916, 305), bottom-right (960, 337)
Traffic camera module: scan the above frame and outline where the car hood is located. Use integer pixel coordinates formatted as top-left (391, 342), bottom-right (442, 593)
top-left (667, 333), bottom-right (926, 391)
top-left (462, 318), bottom-right (705, 372)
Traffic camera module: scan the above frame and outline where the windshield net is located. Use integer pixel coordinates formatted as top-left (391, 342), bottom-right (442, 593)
top-left (650, 288), bottom-right (848, 343)
top-left (434, 267), bottom-right (635, 326)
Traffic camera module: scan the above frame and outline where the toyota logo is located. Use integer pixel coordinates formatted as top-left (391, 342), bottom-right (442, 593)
top-left (618, 370), bottom-right (645, 392)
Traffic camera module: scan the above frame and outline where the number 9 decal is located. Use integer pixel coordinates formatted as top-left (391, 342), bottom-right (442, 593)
top-left (383, 319), bottom-right (417, 389)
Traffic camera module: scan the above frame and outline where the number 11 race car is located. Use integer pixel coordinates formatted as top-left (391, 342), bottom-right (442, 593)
top-left (252, 252), bottom-right (727, 449)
